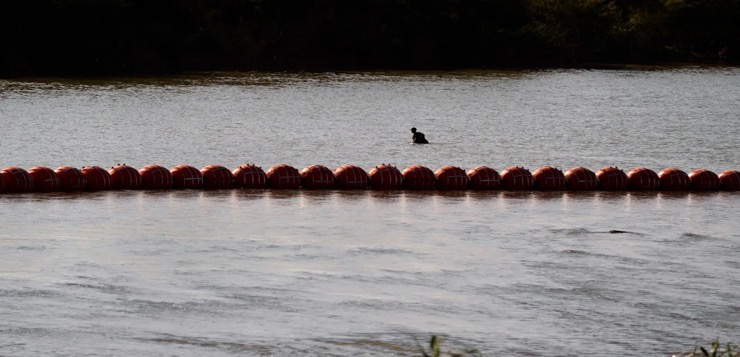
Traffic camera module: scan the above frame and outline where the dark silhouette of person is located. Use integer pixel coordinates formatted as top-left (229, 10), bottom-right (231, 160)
top-left (410, 127), bottom-right (429, 144)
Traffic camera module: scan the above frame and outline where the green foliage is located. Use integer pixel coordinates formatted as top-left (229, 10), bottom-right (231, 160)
top-left (1, 0), bottom-right (738, 76)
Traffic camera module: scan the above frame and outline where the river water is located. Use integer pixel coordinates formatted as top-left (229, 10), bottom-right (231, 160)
top-left (1, 67), bottom-right (739, 356)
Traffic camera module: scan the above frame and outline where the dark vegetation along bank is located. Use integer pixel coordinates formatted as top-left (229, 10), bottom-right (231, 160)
top-left (1, 0), bottom-right (738, 76)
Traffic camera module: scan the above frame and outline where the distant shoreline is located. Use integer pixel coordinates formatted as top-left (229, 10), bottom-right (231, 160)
top-left (2, 61), bottom-right (739, 80)
top-left (2, 1), bottom-right (738, 78)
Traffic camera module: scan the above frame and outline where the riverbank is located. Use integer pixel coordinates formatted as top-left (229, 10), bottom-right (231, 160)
top-left (2, 0), bottom-right (738, 78)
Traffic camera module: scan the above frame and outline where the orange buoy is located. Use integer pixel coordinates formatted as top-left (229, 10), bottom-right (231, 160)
top-left (718, 170), bottom-right (740, 191)
top-left (564, 167), bottom-right (597, 191)
top-left (233, 164), bottom-right (267, 189)
top-left (658, 168), bottom-right (690, 191)
top-left (55, 166), bottom-right (87, 191)
top-left (402, 165), bottom-right (436, 190)
top-left (500, 166), bottom-right (534, 190)
top-left (300, 165), bottom-right (336, 189)
top-left (368, 164), bottom-right (403, 190)
top-left (171, 164), bottom-right (204, 189)
top-left (28, 166), bottom-right (60, 192)
top-left (108, 164), bottom-right (142, 190)
top-left (333, 164), bottom-right (369, 189)
top-left (627, 167), bottom-right (659, 190)
top-left (0, 167), bottom-right (34, 192)
top-left (201, 165), bottom-right (234, 189)
top-left (81, 166), bottom-right (112, 191)
top-left (266, 164), bottom-right (301, 189)
top-left (435, 166), bottom-right (469, 190)
top-left (532, 166), bottom-right (566, 190)
top-left (139, 164), bottom-right (173, 189)
top-left (467, 166), bottom-right (500, 190)
top-left (596, 167), bottom-right (628, 191)
top-left (688, 169), bottom-right (720, 191)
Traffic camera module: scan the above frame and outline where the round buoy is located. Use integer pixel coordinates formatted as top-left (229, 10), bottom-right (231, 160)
top-left (434, 165), bottom-right (470, 190)
top-left (467, 166), bottom-right (500, 190)
top-left (688, 169), bottom-right (720, 191)
top-left (658, 168), bottom-right (690, 191)
top-left (718, 170), bottom-right (740, 191)
top-left (0, 167), bottom-right (34, 192)
top-left (564, 167), bottom-right (597, 191)
top-left (81, 166), bottom-right (112, 191)
top-left (139, 164), bottom-right (173, 189)
top-left (0, 172), bottom-right (5, 193)
top-left (334, 164), bottom-right (368, 189)
top-left (596, 167), bottom-right (628, 191)
top-left (266, 164), bottom-right (301, 189)
top-left (201, 165), bottom-right (234, 190)
top-left (532, 166), bottom-right (566, 190)
top-left (233, 164), bottom-right (267, 189)
top-left (171, 164), bottom-right (204, 189)
top-left (402, 165), bottom-right (436, 190)
top-left (28, 166), bottom-right (60, 192)
top-left (300, 165), bottom-right (336, 189)
top-left (627, 167), bottom-right (660, 190)
top-left (55, 166), bottom-right (87, 191)
top-left (368, 164), bottom-right (403, 190)
top-left (500, 166), bottom-right (534, 190)
top-left (435, 166), bottom-right (469, 190)
top-left (108, 164), bottom-right (142, 190)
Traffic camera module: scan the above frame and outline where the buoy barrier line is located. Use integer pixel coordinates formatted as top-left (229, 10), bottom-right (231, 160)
top-left (1, 165), bottom-right (739, 193)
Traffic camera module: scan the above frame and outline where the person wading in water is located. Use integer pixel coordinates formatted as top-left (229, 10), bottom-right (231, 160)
top-left (410, 127), bottom-right (429, 144)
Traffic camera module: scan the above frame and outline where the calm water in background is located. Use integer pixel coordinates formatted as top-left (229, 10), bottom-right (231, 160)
top-left (1, 68), bottom-right (739, 356)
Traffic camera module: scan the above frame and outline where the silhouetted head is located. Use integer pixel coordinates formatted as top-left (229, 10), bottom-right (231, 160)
top-left (411, 127), bottom-right (417, 133)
